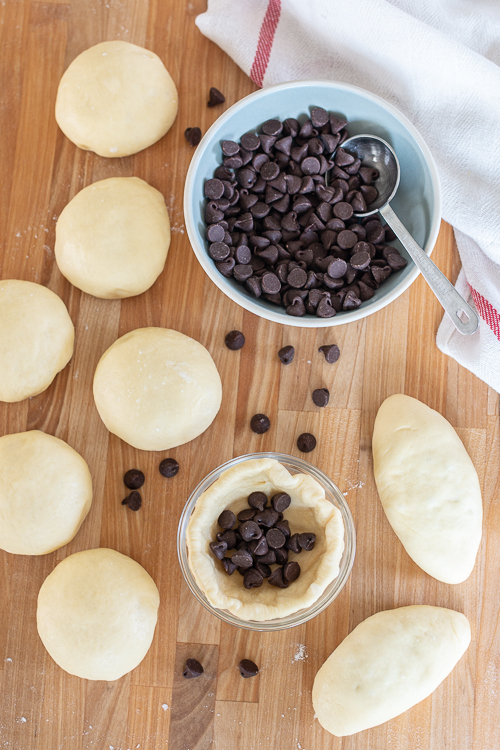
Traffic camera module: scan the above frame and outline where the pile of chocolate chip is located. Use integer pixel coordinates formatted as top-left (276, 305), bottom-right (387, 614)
top-left (209, 491), bottom-right (316, 589)
top-left (203, 106), bottom-right (407, 318)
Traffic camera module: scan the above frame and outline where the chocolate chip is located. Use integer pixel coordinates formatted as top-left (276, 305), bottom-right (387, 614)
top-left (204, 178), bottom-right (224, 200)
top-left (266, 528), bottom-right (286, 549)
top-left (240, 132), bottom-right (260, 151)
top-left (327, 258), bottom-right (347, 279)
top-left (216, 258), bottom-right (235, 277)
top-left (121, 491), bottom-right (142, 511)
top-left (222, 557), bottom-right (237, 575)
top-left (268, 567), bottom-right (289, 588)
top-left (337, 229), bottom-right (358, 249)
top-left (350, 251), bottom-right (371, 270)
top-left (274, 547), bottom-right (289, 565)
top-left (386, 252), bottom-right (407, 271)
top-left (256, 549), bottom-right (277, 565)
top-left (248, 492), bottom-right (268, 511)
top-left (233, 264), bottom-right (253, 283)
top-left (207, 87), bottom-right (225, 107)
top-left (225, 330), bottom-right (245, 350)
top-left (298, 532), bottom-right (316, 551)
top-left (250, 414), bottom-right (270, 434)
top-left (343, 290), bottom-right (362, 310)
top-left (217, 530), bottom-right (238, 549)
top-left (261, 272), bottom-right (281, 294)
top-left (218, 509), bottom-right (236, 529)
top-left (231, 549), bottom-right (253, 568)
top-left (278, 345), bottom-right (295, 365)
top-left (207, 224), bottom-right (226, 243)
top-left (183, 658), bottom-right (204, 678)
top-left (275, 518), bottom-right (291, 538)
top-left (333, 202), bottom-right (354, 221)
top-left (297, 433), bottom-right (316, 452)
top-left (255, 561), bottom-right (272, 578)
top-left (238, 508), bottom-right (256, 522)
top-left (287, 267), bottom-right (307, 288)
top-left (210, 540), bottom-right (228, 560)
top-left (283, 561), bottom-right (301, 583)
top-left (312, 388), bottom-right (329, 407)
top-left (123, 469), bottom-right (145, 490)
top-left (248, 535), bottom-right (268, 556)
top-left (286, 534), bottom-right (302, 554)
top-left (316, 296), bottom-right (336, 318)
top-left (239, 659), bottom-right (259, 678)
top-left (318, 344), bottom-right (340, 363)
top-left (254, 508), bottom-right (279, 527)
top-left (243, 568), bottom-right (264, 589)
top-left (239, 520), bottom-right (262, 542)
top-left (159, 458), bottom-right (179, 478)
top-left (310, 106), bottom-right (329, 128)
top-left (185, 127), bottom-right (202, 146)
top-left (271, 492), bottom-right (291, 513)
top-left (209, 241), bottom-right (230, 261)
top-left (301, 156), bottom-right (320, 175)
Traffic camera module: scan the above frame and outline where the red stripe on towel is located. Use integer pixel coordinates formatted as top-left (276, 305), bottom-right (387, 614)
top-left (469, 284), bottom-right (500, 341)
top-left (250, 0), bottom-right (282, 87)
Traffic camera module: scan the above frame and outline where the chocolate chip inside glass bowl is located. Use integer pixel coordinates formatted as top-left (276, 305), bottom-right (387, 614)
top-left (283, 561), bottom-right (301, 583)
top-left (222, 557), bottom-right (237, 575)
top-left (286, 533), bottom-right (302, 554)
top-left (239, 520), bottom-right (262, 541)
top-left (319, 344), bottom-right (340, 363)
top-left (297, 432), bottom-right (317, 452)
top-left (278, 345), bottom-right (295, 365)
top-left (207, 87), bottom-right (225, 107)
top-left (183, 658), bottom-right (204, 678)
top-left (210, 540), bottom-right (228, 560)
top-left (250, 413), bottom-right (270, 434)
top-left (238, 508), bottom-right (257, 522)
top-left (312, 388), bottom-right (330, 407)
top-left (268, 567), bottom-right (289, 588)
top-left (218, 509), bottom-right (236, 529)
top-left (123, 469), bottom-right (145, 490)
top-left (243, 568), bottom-right (264, 589)
top-left (239, 659), bottom-right (259, 678)
top-left (271, 492), bottom-right (291, 513)
top-left (159, 458), bottom-right (179, 477)
top-left (231, 549), bottom-right (254, 568)
top-left (121, 491), bottom-right (142, 511)
top-left (225, 330), bottom-right (245, 350)
top-left (274, 547), bottom-right (289, 565)
top-left (266, 528), bottom-right (286, 549)
top-left (248, 491), bottom-right (268, 511)
top-left (298, 532), bottom-right (316, 551)
top-left (185, 127), bottom-right (202, 146)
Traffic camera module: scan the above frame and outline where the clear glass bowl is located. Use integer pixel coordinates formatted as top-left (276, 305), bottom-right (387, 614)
top-left (177, 452), bottom-right (356, 631)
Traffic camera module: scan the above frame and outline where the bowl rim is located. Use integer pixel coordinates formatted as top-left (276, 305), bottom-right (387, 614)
top-left (177, 451), bottom-right (356, 631)
top-left (183, 78), bottom-right (442, 328)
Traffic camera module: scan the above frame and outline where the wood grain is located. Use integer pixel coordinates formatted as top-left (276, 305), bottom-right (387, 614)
top-left (0, 1), bottom-right (499, 749)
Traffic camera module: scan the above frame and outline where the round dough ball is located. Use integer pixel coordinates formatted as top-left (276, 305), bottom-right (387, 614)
top-left (0, 280), bottom-right (74, 403)
top-left (93, 328), bottom-right (222, 451)
top-left (0, 431), bottom-right (92, 555)
top-left (55, 41), bottom-right (178, 157)
top-left (37, 548), bottom-right (160, 681)
top-left (55, 177), bottom-right (171, 299)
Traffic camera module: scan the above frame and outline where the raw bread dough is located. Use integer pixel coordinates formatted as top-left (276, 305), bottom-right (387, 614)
top-left (93, 327), bottom-right (222, 451)
top-left (0, 430), bottom-right (92, 555)
top-left (186, 458), bottom-right (345, 621)
top-left (312, 605), bottom-right (471, 737)
top-left (372, 394), bottom-right (482, 584)
top-left (55, 177), bottom-right (171, 299)
top-left (55, 41), bottom-right (178, 157)
top-left (0, 280), bottom-right (74, 403)
top-left (0, 431), bottom-right (92, 555)
top-left (37, 548), bottom-right (159, 681)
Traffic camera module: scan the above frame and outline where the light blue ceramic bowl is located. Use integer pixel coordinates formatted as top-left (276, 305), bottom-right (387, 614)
top-left (184, 80), bottom-right (442, 328)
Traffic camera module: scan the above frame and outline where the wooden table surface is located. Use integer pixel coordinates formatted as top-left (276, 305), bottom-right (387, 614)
top-left (1, 2), bottom-right (499, 749)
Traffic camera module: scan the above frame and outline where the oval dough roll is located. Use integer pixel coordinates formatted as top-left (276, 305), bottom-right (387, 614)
top-left (372, 394), bottom-right (482, 583)
top-left (312, 605), bottom-right (471, 736)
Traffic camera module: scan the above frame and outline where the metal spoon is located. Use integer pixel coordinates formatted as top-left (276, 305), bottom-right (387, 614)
top-left (340, 134), bottom-right (478, 335)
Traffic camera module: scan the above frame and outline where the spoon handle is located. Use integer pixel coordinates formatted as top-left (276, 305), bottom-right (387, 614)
top-left (379, 204), bottom-right (479, 336)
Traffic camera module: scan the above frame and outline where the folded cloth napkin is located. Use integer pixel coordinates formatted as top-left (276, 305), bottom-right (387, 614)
top-left (197, 0), bottom-right (500, 393)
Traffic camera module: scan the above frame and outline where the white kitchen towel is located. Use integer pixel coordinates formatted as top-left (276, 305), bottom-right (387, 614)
top-left (196, 0), bottom-right (500, 392)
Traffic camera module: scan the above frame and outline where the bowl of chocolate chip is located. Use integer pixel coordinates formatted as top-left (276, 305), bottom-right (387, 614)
top-left (177, 453), bottom-right (355, 631)
top-left (184, 80), bottom-right (441, 326)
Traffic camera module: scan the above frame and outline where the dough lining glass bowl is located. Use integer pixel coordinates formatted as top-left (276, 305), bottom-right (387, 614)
top-left (178, 453), bottom-right (356, 631)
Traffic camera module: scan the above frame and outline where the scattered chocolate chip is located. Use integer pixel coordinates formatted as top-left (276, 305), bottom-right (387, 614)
top-left (225, 330), bottom-right (245, 350)
top-left (159, 458), bottom-right (179, 477)
top-left (275, 518), bottom-right (291, 538)
top-left (222, 557), bottom-right (237, 575)
top-left (312, 388), bottom-right (330, 407)
top-left (238, 508), bottom-right (256, 522)
top-left (248, 492), bottom-right (268, 511)
top-left (298, 532), bottom-right (316, 551)
top-left (217, 530), bottom-right (237, 549)
top-left (286, 533), bottom-right (302, 554)
top-left (278, 345), bottom-right (295, 365)
top-left (239, 659), bottom-right (259, 678)
top-left (207, 87), bottom-right (225, 107)
top-left (268, 567), bottom-right (289, 588)
top-left (255, 561), bottom-right (272, 578)
top-left (248, 535), bottom-right (269, 556)
top-left (283, 561), bottom-right (301, 583)
top-left (271, 492), bottom-right (291, 513)
top-left (266, 528), bottom-right (286, 549)
top-left (121, 491), bottom-right (142, 511)
top-left (123, 469), bottom-right (145, 490)
top-left (254, 508), bottom-right (279, 527)
top-left (250, 413), bottom-right (270, 434)
top-left (243, 568), bottom-right (264, 589)
top-left (274, 547), bottom-right (289, 565)
top-left (239, 520), bottom-right (262, 542)
top-left (185, 127), bottom-right (202, 146)
top-left (183, 658), bottom-right (204, 678)
top-left (297, 432), bottom-right (317, 452)
top-left (256, 549), bottom-right (277, 565)
top-left (318, 344), bottom-right (340, 363)
top-left (218, 509), bottom-right (236, 529)
top-left (210, 540), bottom-right (228, 560)
top-left (231, 549), bottom-right (254, 569)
